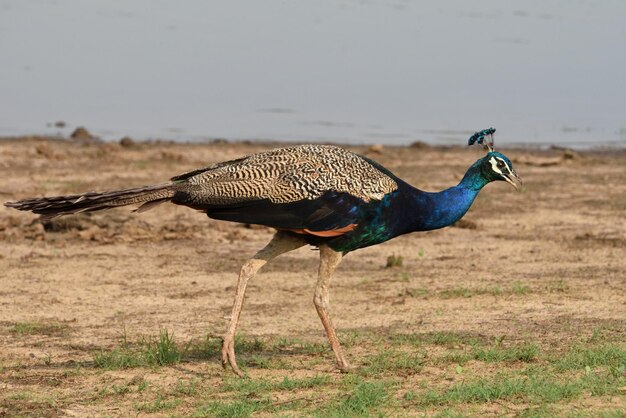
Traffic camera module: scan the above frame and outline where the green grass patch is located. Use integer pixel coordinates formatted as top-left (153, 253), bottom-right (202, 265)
top-left (135, 394), bottom-right (181, 413)
top-left (419, 374), bottom-right (577, 405)
top-left (548, 279), bottom-right (569, 293)
top-left (437, 282), bottom-right (533, 299)
top-left (199, 375), bottom-right (331, 416)
top-left (83, 328), bottom-right (626, 416)
top-left (412, 362), bottom-right (624, 408)
top-left (4, 329), bottom-right (622, 417)
top-left (433, 342), bottom-right (538, 366)
top-left (439, 287), bottom-right (476, 298)
top-left (315, 380), bottom-right (389, 417)
top-left (196, 375), bottom-right (318, 418)
top-left (385, 254), bottom-right (404, 268)
top-left (472, 342), bottom-right (539, 363)
top-left (361, 349), bottom-right (424, 376)
top-left (586, 324), bottom-right (625, 344)
top-left (195, 398), bottom-right (273, 418)
top-left (277, 375), bottom-right (329, 390)
top-left (0, 391), bottom-right (61, 416)
top-left (403, 286), bottom-right (430, 298)
top-left (185, 334), bottom-right (266, 361)
top-left (93, 330), bottom-right (333, 372)
top-left (132, 160), bottom-right (148, 170)
top-left (553, 344), bottom-right (626, 375)
top-left (486, 285), bottom-right (504, 296)
top-left (220, 375), bottom-right (329, 396)
top-left (433, 351), bottom-right (473, 365)
top-left (93, 346), bottom-right (145, 369)
top-left (175, 378), bottom-right (199, 396)
top-left (389, 331), bottom-right (476, 347)
top-left (220, 377), bottom-right (273, 396)
top-left (11, 321), bottom-right (68, 336)
top-left (143, 328), bottom-right (182, 365)
top-left (512, 281), bottom-right (531, 295)
top-left (94, 328), bottom-right (182, 369)
top-left (595, 409), bottom-right (626, 418)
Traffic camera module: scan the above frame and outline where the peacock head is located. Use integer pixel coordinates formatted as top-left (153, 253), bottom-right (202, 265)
top-left (468, 128), bottom-right (522, 190)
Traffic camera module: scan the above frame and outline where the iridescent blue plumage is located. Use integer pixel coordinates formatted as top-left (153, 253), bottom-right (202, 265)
top-left (323, 152), bottom-right (507, 253)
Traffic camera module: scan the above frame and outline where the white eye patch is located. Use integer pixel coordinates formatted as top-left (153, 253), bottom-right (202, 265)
top-left (489, 156), bottom-right (512, 175)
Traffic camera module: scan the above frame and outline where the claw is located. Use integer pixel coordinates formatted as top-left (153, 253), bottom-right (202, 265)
top-left (338, 361), bottom-right (354, 373)
top-left (335, 352), bottom-right (353, 373)
top-left (221, 337), bottom-right (244, 377)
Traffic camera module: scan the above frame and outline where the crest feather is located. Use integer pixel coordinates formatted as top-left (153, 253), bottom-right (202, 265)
top-left (468, 127), bottom-right (496, 152)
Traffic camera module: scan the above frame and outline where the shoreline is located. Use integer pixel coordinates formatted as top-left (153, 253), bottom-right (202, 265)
top-left (1, 134), bottom-right (625, 154)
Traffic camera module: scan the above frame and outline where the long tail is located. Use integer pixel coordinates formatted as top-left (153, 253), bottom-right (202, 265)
top-left (5, 183), bottom-right (176, 219)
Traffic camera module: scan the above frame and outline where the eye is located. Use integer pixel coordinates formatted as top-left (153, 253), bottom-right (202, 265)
top-left (496, 160), bottom-right (505, 169)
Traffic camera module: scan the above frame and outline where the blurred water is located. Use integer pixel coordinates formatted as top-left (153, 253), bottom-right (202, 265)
top-left (1, 0), bottom-right (625, 148)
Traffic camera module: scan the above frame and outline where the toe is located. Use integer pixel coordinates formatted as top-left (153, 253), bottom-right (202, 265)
top-left (337, 358), bottom-right (353, 373)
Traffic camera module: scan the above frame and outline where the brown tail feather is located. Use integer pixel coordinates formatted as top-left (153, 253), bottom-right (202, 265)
top-left (4, 183), bottom-right (175, 219)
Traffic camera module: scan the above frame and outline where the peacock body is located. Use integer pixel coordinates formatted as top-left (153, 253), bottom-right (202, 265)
top-left (175, 143), bottom-right (516, 252)
top-left (5, 128), bottom-right (520, 376)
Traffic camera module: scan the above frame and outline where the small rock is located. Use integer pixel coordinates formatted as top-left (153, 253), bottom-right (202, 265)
top-left (549, 145), bottom-right (568, 151)
top-left (367, 144), bottom-right (384, 154)
top-left (562, 149), bottom-right (579, 160)
top-left (70, 127), bottom-right (94, 140)
top-left (410, 140), bottom-right (430, 149)
top-left (549, 146), bottom-right (580, 160)
top-left (119, 137), bottom-right (135, 147)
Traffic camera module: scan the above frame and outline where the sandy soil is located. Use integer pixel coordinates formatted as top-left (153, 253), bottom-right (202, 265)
top-left (0, 137), bottom-right (624, 415)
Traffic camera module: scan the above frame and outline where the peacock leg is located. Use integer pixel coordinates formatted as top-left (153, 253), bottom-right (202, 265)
top-left (221, 231), bottom-right (305, 377)
top-left (314, 245), bottom-right (351, 372)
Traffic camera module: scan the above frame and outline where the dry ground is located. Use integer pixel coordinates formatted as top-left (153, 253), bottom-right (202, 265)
top-left (0, 137), bottom-right (624, 417)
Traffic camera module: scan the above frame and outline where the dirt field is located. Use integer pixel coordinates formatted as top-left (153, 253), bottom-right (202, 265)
top-left (0, 137), bottom-right (624, 417)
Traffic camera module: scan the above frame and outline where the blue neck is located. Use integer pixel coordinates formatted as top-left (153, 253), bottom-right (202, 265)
top-left (409, 161), bottom-right (488, 231)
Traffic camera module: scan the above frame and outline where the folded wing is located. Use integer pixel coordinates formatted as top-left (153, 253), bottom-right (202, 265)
top-left (171, 145), bottom-right (398, 235)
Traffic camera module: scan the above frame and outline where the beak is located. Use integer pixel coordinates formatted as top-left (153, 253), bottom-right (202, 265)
top-left (503, 170), bottom-right (523, 190)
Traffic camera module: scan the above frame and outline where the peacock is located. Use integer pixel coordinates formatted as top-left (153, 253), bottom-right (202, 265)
top-left (5, 128), bottom-right (521, 376)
